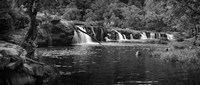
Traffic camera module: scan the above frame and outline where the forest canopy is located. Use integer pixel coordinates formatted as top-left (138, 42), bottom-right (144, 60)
top-left (1, 0), bottom-right (200, 34)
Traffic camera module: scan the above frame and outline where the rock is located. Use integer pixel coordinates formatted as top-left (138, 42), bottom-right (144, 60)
top-left (165, 48), bottom-right (170, 51)
top-left (0, 47), bottom-right (19, 56)
top-left (23, 63), bottom-right (55, 77)
top-left (0, 70), bottom-right (35, 85)
top-left (51, 18), bottom-right (61, 25)
top-left (0, 56), bottom-right (10, 69)
top-left (0, 41), bottom-right (26, 69)
top-left (37, 20), bottom-right (74, 47)
top-left (0, 41), bottom-right (55, 85)
top-left (135, 51), bottom-right (141, 58)
top-left (0, 64), bottom-right (55, 85)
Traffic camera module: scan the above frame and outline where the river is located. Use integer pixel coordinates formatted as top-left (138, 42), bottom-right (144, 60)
top-left (36, 43), bottom-right (200, 85)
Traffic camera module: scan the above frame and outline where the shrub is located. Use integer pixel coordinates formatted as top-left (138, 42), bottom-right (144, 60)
top-left (152, 48), bottom-right (200, 64)
top-left (172, 41), bottom-right (193, 49)
top-left (173, 32), bottom-right (185, 42)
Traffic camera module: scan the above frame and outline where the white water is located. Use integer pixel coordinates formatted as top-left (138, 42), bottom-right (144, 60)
top-left (73, 26), bottom-right (95, 44)
top-left (123, 34), bottom-right (127, 40)
top-left (115, 30), bottom-right (125, 41)
top-left (158, 33), bottom-right (161, 38)
top-left (140, 32), bottom-right (147, 39)
top-left (130, 34), bottom-right (134, 40)
top-left (150, 33), bottom-right (155, 39)
top-left (166, 34), bottom-right (174, 40)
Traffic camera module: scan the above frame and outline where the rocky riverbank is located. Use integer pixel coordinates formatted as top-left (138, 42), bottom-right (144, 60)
top-left (0, 41), bottom-right (55, 85)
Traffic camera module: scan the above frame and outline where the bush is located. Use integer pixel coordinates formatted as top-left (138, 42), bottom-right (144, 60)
top-left (171, 40), bottom-right (194, 49)
top-left (152, 48), bottom-right (200, 64)
top-left (173, 32), bottom-right (185, 42)
top-left (172, 42), bottom-right (187, 49)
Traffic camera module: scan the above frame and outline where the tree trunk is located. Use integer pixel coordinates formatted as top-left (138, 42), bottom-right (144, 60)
top-left (47, 27), bottom-right (52, 46)
top-left (193, 24), bottom-right (198, 45)
top-left (24, 0), bottom-right (40, 46)
top-left (25, 15), bottom-right (37, 42)
top-left (22, 0), bottom-right (40, 58)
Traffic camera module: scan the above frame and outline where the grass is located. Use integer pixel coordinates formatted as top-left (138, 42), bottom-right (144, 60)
top-left (152, 40), bottom-right (200, 64)
top-left (152, 48), bottom-right (200, 64)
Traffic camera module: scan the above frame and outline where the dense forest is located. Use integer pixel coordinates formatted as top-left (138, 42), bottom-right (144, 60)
top-left (37, 0), bottom-right (199, 32)
top-left (1, 0), bottom-right (200, 46)
top-left (1, 0), bottom-right (200, 31)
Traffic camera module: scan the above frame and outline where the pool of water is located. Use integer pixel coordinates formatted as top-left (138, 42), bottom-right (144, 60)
top-left (37, 43), bottom-right (200, 85)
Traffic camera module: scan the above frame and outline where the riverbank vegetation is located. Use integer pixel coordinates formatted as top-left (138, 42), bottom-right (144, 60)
top-left (1, 0), bottom-right (200, 45)
top-left (152, 38), bottom-right (200, 64)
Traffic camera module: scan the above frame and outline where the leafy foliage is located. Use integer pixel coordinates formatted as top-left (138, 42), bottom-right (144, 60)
top-left (1, 0), bottom-right (200, 43)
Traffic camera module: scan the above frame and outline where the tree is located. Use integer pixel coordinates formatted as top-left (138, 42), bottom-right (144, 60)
top-left (62, 7), bottom-right (82, 20)
top-left (25, 0), bottom-right (41, 42)
top-left (121, 5), bottom-right (145, 29)
top-left (163, 0), bottom-right (200, 44)
top-left (128, 0), bottom-right (145, 9)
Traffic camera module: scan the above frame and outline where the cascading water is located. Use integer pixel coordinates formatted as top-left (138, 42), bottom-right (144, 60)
top-left (150, 33), bottom-right (155, 39)
top-left (123, 34), bottom-right (127, 40)
top-left (115, 30), bottom-right (125, 41)
top-left (73, 26), bottom-right (94, 44)
top-left (166, 34), bottom-right (174, 40)
top-left (140, 32), bottom-right (147, 39)
top-left (130, 34), bottom-right (134, 40)
top-left (158, 33), bottom-right (161, 38)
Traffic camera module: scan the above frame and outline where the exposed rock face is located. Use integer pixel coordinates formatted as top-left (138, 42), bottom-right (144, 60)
top-left (37, 19), bottom-right (74, 47)
top-left (106, 29), bottom-right (141, 40)
top-left (0, 41), bottom-right (55, 85)
top-left (85, 26), bottom-right (106, 41)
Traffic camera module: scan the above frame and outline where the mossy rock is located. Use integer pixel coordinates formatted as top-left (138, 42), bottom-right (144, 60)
top-left (0, 41), bottom-right (26, 69)
top-left (0, 41), bottom-right (55, 85)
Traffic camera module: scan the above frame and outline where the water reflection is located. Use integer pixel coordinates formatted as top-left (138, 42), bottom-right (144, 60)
top-left (38, 44), bottom-right (200, 85)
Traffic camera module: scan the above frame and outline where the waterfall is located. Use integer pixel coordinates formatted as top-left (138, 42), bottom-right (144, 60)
top-left (123, 34), bottom-right (127, 40)
top-left (130, 34), bottom-right (134, 40)
top-left (115, 30), bottom-right (125, 41)
top-left (73, 26), bottom-right (94, 44)
top-left (140, 32), bottom-right (147, 39)
top-left (166, 34), bottom-right (174, 40)
top-left (150, 33), bottom-right (155, 39)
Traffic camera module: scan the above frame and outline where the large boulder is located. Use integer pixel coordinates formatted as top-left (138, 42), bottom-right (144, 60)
top-left (0, 41), bottom-right (55, 85)
top-left (0, 41), bottom-right (26, 69)
top-left (37, 19), bottom-right (74, 47)
top-left (85, 26), bottom-right (106, 41)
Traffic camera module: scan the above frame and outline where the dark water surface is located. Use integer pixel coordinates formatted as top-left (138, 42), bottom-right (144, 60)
top-left (37, 43), bottom-right (200, 85)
